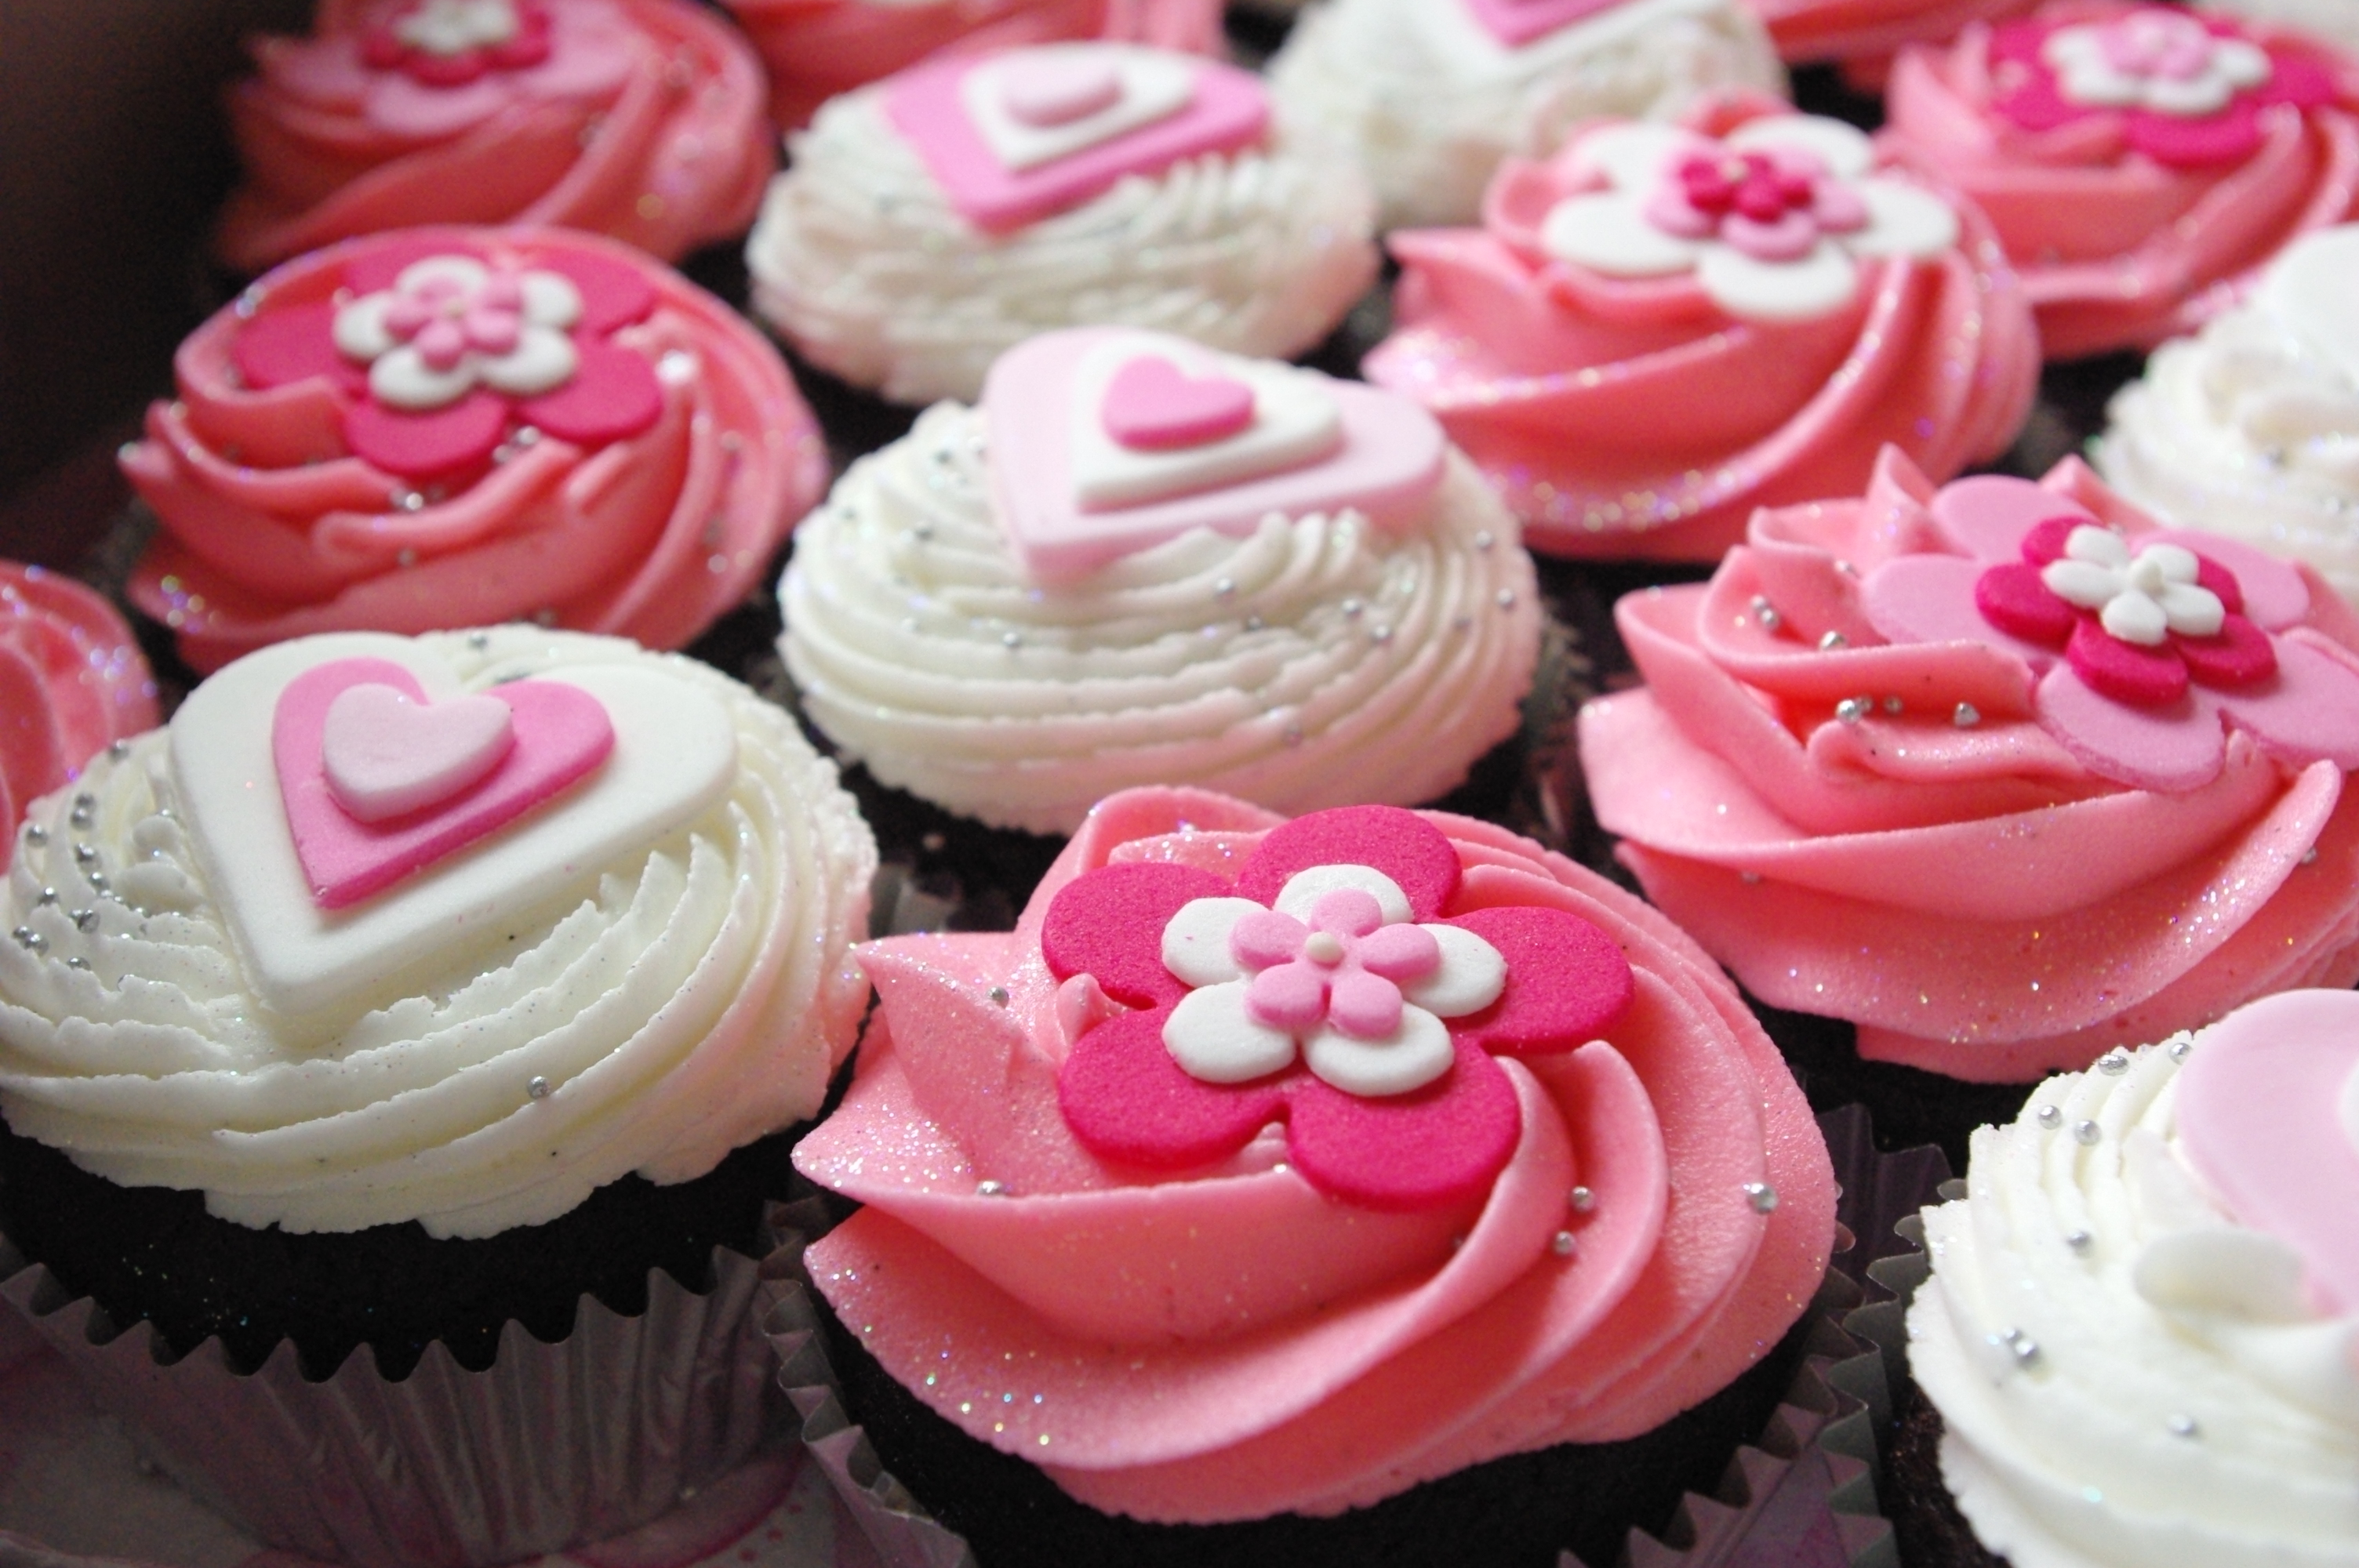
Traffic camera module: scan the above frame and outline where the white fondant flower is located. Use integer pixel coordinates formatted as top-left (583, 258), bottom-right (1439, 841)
top-left (1538, 116), bottom-right (1961, 323)
top-left (2040, 524), bottom-right (2226, 647)
top-left (2044, 11), bottom-right (2271, 119)
top-left (333, 255), bottom-right (582, 412)
top-left (395, 0), bottom-right (522, 56)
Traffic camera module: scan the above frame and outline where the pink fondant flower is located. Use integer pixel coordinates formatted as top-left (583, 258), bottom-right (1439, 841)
top-left (1045, 804), bottom-right (1634, 1210)
top-left (1990, 6), bottom-right (2336, 167)
top-left (1862, 474), bottom-right (2359, 791)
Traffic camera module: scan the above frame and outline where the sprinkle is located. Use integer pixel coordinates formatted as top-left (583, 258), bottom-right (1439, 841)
top-left (2167, 1035), bottom-right (2194, 1062)
top-left (1750, 595), bottom-right (1783, 633)
top-left (2035, 1104), bottom-right (2062, 1129)
top-left (70, 909), bottom-right (97, 934)
top-left (1551, 1231), bottom-right (1577, 1257)
top-left (34, 888), bottom-right (56, 906)
top-left (976, 1179), bottom-right (1006, 1197)
top-left (527, 1076), bottom-right (551, 1100)
top-left (1835, 698), bottom-right (1867, 724)
top-left (987, 985), bottom-right (1010, 1007)
top-left (1743, 1181), bottom-right (1778, 1214)
top-left (2072, 1120), bottom-right (2101, 1146)
top-left (11, 927), bottom-right (42, 953)
top-left (1568, 1185), bottom-right (1595, 1211)
top-left (23, 826), bottom-right (45, 847)
top-left (2095, 1048), bottom-right (2131, 1075)
top-left (1818, 630), bottom-right (1847, 651)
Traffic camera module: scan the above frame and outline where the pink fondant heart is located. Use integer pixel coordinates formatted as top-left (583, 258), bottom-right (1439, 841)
top-left (1461, 0), bottom-right (1629, 49)
top-left (321, 681), bottom-right (515, 823)
top-left (1001, 55), bottom-right (1124, 127)
top-left (273, 656), bottom-right (614, 909)
top-left (1101, 358), bottom-right (1256, 452)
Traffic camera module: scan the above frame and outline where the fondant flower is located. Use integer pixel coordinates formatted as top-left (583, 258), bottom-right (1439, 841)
top-left (1862, 474), bottom-right (2359, 791)
top-left (1990, 7), bottom-right (2336, 168)
top-left (1046, 804), bottom-right (1634, 1210)
top-left (363, 0), bottom-right (553, 86)
top-left (1535, 114), bottom-right (1961, 321)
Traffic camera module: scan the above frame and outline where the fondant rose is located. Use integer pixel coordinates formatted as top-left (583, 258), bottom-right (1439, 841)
top-left (1879, 0), bottom-right (2359, 358)
top-left (1579, 447), bottom-right (2359, 1081)
top-left (122, 227), bottom-right (827, 673)
top-left (216, 0), bottom-right (772, 271)
top-left (1367, 95), bottom-right (2037, 560)
top-left (795, 787), bottom-right (1834, 1523)
top-left (0, 565), bottom-right (157, 870)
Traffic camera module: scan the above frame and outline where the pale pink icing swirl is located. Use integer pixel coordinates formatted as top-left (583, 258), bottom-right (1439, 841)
top-left (1365, 95), bottom-right (2037, 561)
top-left (795, 786), bottom-right (1834, 1522)
top-left (0, 565), bottom-right (157, 870)
top-left (1579, 448), bottom-right (2359, 1082)
top-left (1878, 1), bottom-right (2359, 358)
top-left (217, 0), bottom-right (772, 273)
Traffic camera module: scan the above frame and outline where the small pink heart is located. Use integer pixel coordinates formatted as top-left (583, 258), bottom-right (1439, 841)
top-left (1000, 55), bottom-right (1125, 128)
top-left (322, 682), bottom-right (515, 823)
top-left (1101, 357), bottom-right (1256, 452)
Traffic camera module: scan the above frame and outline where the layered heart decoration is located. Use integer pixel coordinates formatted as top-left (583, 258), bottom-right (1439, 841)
top-left (885, 44), bottom-right (1269, 233)
top-left (985, 327), bottom-right (1448, 583)
top-left (1461, 0), bottom-right (1640, 49)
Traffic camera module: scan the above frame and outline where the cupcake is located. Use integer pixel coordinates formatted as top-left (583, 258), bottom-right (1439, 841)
top-left (1578, 448), bottom-right (2359, 1083)
top-left (1266, 0), bottom-right (1787, 231)
top-left (2097, 224), bottom-right (2359, 608)
top-left (777, 325), bottom-right (1543, 835)
top-left (793, 788), bottom-right (1837, 1566)
top-left (1907, 989), bottom-right (2359, 1566)
top-left (216, 0), bottom-right (773, 273)
top-left (0, 626), bottom-right (876, 1564)
top-left (1878, 1), bottom-right (2359, 360)
top-left (0, 564), bottom-right (157, 858)
top-left (743, 42), bottom-right (1379, 407)
top-left (122, 225), bottom-right (827, 673)
top-left (718, 0), bottom-right (1225, 133)
top-left (1366, 96), bottom-right (2037, 561)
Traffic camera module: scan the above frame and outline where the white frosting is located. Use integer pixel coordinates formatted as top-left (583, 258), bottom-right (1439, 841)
top-left (0, 629), bottom-right (877, 1240)
top-left (2197, 0), bottom-right (2359, 55)
top-left (743, 89), bottom-right (1379, 407)
top-left (1909, 1041), bottom-right (2359, 1568)
top-left (1265, 0), bottom-right (1786, 231)
top-left (776, 402), bottom-right (1542, 836)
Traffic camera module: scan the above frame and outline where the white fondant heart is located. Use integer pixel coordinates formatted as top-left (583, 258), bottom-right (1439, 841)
top-left (321, 682), bottom-right (516, 823)
top-left (958, 45), bottom-right (1194, 172)
top-left (1069, 337), bottom-right (1343, 511)
top-left (173, 633), bottom-right (737, 1018)
top-left (2259, 226), bottom-right (2359, 390)
top-left (1000, 53), bottom-right (1125, 127)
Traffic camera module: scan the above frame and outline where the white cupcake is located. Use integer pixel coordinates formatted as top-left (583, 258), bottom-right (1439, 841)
top-left (746, 42), bottom-right (1379, 405)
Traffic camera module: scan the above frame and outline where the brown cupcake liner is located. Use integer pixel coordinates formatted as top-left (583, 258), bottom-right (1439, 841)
top-left (0, 1227), bottom-right (773, 1568)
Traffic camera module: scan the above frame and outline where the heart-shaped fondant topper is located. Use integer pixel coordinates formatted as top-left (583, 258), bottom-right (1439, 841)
top-left (1000, 53), bottom-right (1125, 128)
top-left (1101, 358), bottom-right (1257, 452)
top-left (322, 682), bottom-right (516, 822)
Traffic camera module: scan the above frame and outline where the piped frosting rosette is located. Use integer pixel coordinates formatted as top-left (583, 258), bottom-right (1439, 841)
top-left (796, 789), bottom-right (1836, 1521)
top-left (122, 227), bottom-right (826, 673)
top-left (1879, 1), bottom-right (2359, 359)
top-left (744, 43), bottom-right (1379, 407)
top-left (1579, 448), bottom-right (2359, 1081)
top-left (216, 0), bottom-right (772, 272)
top-left (0, 565), bottom-right (157, 866)
top-left (2099, 225), bottom-right (2359, 608)
top-left (1267, 0), bottom-right (1787, 231)
top-left (0, 626), bottom-right (874, 1239)
top-left (1367, 96), bottom-right (2037, 561)
top-left (779, 326), bottom-right (1541, 836)
top-left (1910, 990), bottom-right (2359, 1567)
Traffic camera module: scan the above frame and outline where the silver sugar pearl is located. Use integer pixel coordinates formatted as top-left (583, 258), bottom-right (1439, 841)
top-left (2168, 1414), bottom-right (2200, 1439)
top-left (83, 873), bottom-right (107, 895)
top-left (2035, 1104), bottom-right (2063, 1130)
top-left (1750, 595), bottom-right (1783, 632)
top-left (1817, 630), bottom-right (1847, 651)
top-left (976, 1179), bottom-right (1007, 1197)
top-left (1954, 702), bottom-right (1981, 728)
top-left (1340, 598), bottom-right (1363, 618)
top-left (1495, 590), bottom-right (1517, 609)
top-left (73, 844), bottom-right (99, 866)
top-left (1568, 1185), bottom-right (1595, 1212)
top-left (2096, 1048), bottom-right (2131, 1075)
top-left (1550, 1230), bottom-right (1576, 1257)
top-left (11, 927), bottom-right (42, 953)
top-left (1001, 631), bottom-right (1022, 649)
top-left (1474, 531), bottom-right (1494, 551)
top-left (2168, 1036), bottom-right (2194, 1062)
top-left (34, 888), bottom-right (56, 906)
top-left (2065, 1229), bottom-right (2092, 1254)
top-left (1743, 1181), bottom-right (1778, 1214)
top-left (2303, 846), bottom-right (2320, 865)
top-left (1883, 695), bottom-right (1903, 714)
top-left (107, 740), bottom-right (130, 761)
top-left (64, 957), bottom-right (88, 971)
top-left (1214, 578), bottom-right (1235, 598)
top-left (1369, 625), bottom-right (1393, 644)
top-left (2072, 1120), bottom-right (2101, 1146)
top-left (23, 825), bottom-right (45, 847)
top-left (527, 1076), bottom-right (551, 1100)
top-left (1834, 698), bottom-right (1867, 724)
top-left (70, 909), bottom-right (97, 933)
top-left (468, 632), bottom-right (492, 651)
top-left (987, 985), bottom-right (1010, 1007)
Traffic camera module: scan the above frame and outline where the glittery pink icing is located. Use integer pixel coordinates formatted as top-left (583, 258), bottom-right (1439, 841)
top-left (0, 564), bottom-right (158, 870)
top-left (1365, 95), bottom-right (2037, 561)
top-left (1877, 0), bottom-right (2359, 358)
top-left (121, 227), bottom-right (827, 674)
top-left (1579, 448), bottom-right (2359, 1082)
top-left (216, 0), bottom-right (772, 272)
top-left (1741, 0), bottom-right (2038, 75)
top-left (794, 786), bottom-right (1834, 1523)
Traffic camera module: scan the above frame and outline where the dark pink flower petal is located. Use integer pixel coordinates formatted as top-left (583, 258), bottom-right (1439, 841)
top-left (1248, 961), bottom-right (1329, 1033)
top-left (1234, 804), bottom-right (1460, 920)
top-left (342, 392), bottom-right (506, 478)
top-left (2066, 616), bottom-right (2190, 707)
top-left (1326, 971), bottom-right (1404, 1040)
top-left (2019, 515), bottom-right (2085, 567)
top-left (234, 301), bottom-right (362, 395)
top-left (2179, 613), bottom-right (2277, 688)
top-left (2195, 553), bottom-right (2245, 617)
top-left (1043, 862), bottom-right (1231, 1007)
top-left (1976, 561), bottom-right (2077, 648)
top-left (2125, 101), bottom-right (2263, 168)
top-left (1445, 906), bottom-right (1634, 1058)
top-left (1356, 923), bottom-right (1441, 980)
top-left (1230, 909), bottom-right (1307, 971)
top-left (539, 248), bottom-right (661, 337)
top-left (1286, 1042), bottom-right (1521, 1210)
top-left (1059, 1009), bottom-right (1286, 1171)
top-left (516, 342), bottom-right (663, 447)
top-left (2265, 50), bottom-right (2339, 109)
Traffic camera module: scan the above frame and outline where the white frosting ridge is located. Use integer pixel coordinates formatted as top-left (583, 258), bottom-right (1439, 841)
top-left (1267, 0), bottom-right (1786, 231)
top-left (0, 629), bottom-right (876, 1240)
top-left (744, 89), bottom-right (1379, 406)
top-left (1910, 1040), bottom-right (2359, 1568)
top-left (778, 402), bottom-right (1541, 835)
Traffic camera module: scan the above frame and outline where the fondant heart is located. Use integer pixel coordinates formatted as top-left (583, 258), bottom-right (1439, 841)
top-left (1101, 358), bottom-right (1256, 452)
top-left (1462, 0), bottom-right (1672, 51)
top-left (1001, 54), bottom-right (1125, 128)
top-left (321, 681), bottom-right (517, 823)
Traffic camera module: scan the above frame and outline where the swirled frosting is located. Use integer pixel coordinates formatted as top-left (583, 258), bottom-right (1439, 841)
top-left (743, 57), bottom-right (1379, 408)
top-left (216, 0), bottom-right (772, 272)
top-left (1267, 0), bottom-right (1786, 231)
top-left (1579, 449), bottom-right (2359, 1080)
top-left (0, 628), bottom-right (876, 1239)
top-left (1910, 993), bottom-right (2359, 1568)
top-left (1367, 96), bottom-right (2037, 561)
top-left (796, 786), bottom-right (1834, 1521)
top-left (0, 565), bottom-right (158, 869)
top-left (1879, 1), bottom-right (2359, 359)
top-left (1745, 0), bottom-right (2037, 71)
top-left (122, 226), bottom-right (826, 674)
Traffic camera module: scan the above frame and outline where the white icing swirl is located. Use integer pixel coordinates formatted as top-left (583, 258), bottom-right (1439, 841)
top-left (0, 629), bottom-right (876, 1240)
top-left (778, 402), bottom-right (1541, 835)
top-left (1267, 0), bottom-right (1786, 231)
top-left (1910, 1040), bottom-right (2359, 1568)
top-left (2197, 0), bottom-right (2359, 55)
top-left (743, 89), bottom-right (1379, 406)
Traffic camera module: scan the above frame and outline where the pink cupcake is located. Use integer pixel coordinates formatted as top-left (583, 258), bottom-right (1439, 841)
top-left (1365, 94), bottom-right (2037, 561)
top-left (0, 565), bottom-right (157, 862)
top-left (121, 226), bottom-right (827, 673)
top-left (1580, 448), bottom-right (2359, 1082)
top-left (1879, 0), bottom-right (2359, 358)
top-left (719, 0), bottom-right (1225, 132)
top-left (1744, 0), bottom-right (2036, 74)
top-left (216, 0), bottom-right (773, 273)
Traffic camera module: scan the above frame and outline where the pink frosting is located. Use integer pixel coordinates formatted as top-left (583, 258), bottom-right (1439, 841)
top-left (0, 565), bottom-right (158, 871)
top-left (1743, 0), bottom-right (2038, 73)
top-left (795, 786), bottom-right (1834, 1523)
top-left (122, 227), bottom-right (827, 673)
top-left (216, 0), bottom-right (772, 273)
top-left (1878, 1), bottom-right (2359, 358)
top-left (1579, 447), bottom-right (2359, 1083)
top-left (1365, 95), bottom-right (2037, 562)
top-left (718, 0), bottom-right (1223, 133)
